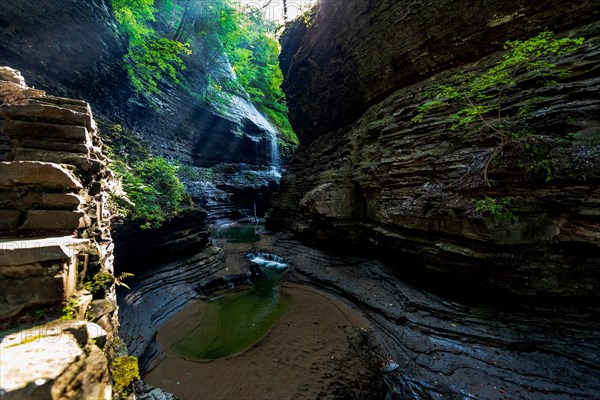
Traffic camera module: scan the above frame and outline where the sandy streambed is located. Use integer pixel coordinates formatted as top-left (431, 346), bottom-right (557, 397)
top-left (144, 284), bottom-right (385, 400)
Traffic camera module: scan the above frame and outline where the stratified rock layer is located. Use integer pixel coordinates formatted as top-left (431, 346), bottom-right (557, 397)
top-left (271, 3), bottom-right (600, 298)
top-left (117, 247), bottom-right (225, 372)
top-left (265, 233), bottom-right (600, 400)
top-left (281, 0), bottom-right (600, 142)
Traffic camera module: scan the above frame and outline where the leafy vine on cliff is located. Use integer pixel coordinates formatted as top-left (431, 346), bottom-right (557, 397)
top-left (101, 122), bottom-right (189, 229)
top-left (413, 31), bottom-right (585, 185)
top-left (113, 0), bottom-right (191, 93)
top-left (414, 31), bottom-right (584, 130)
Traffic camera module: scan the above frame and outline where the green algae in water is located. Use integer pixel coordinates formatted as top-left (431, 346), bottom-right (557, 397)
top-left (210, 225), bottom-right (259, 243)
top-left (167, 266), bottom-right (291, 361)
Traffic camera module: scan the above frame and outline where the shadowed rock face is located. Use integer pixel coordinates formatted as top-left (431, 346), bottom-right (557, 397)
top-left (0, 0), bottom-right (277, 167)
top-left (271, 2), bottom-right (600, 298)
top-left (281, 0), bottom-right (600, 143)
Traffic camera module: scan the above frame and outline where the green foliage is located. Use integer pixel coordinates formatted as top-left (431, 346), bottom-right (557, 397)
top-left (198, 1), bottom-right (298, 143)
top-left (413, 31), bottom-right (585, 132)
top-left (84, 272), bottom-right (115, 294)
top-left (100, 121), bottom-right (189, 228)
top-left (33, 308), bottom-right (47, 320)
top-left (413, 32), bottom-right (585, 187)
top-left (113, 0), bottom-right (191, 93)
top-left (474, 196), bottom-right (518, 224)
top-left (112, 156), bottom-right (187, 229)
top-left (112, 0), bottom-right (297, 142)
top-left (100, 122), bottom-right (150, 161)
top-left (301, 4), bottom-right (318, 27)
top-left (516, 96), bottom-right (551, 119)
top-left (111, 0), bottom-right (297, 147)
top-left (115, 272), bottom-right (135, 290)
top-left (176, 163), bottom-right (202, 180)
top-left (125, 37), bottom-right (191, 93)
top-left (513, 135), bottom-right (568, 182)
top-left (262, 105), bottom-right (297, 144)
top-left (175, 163), bottom-right (218, 181)
top-left (111, 356), bottom-right (140, 397)
top-left (60, 298), bottom-right (78, 320)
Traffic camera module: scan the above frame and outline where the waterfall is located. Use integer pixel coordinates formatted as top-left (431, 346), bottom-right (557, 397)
top-left (270, 131), bottom-right (281, 178)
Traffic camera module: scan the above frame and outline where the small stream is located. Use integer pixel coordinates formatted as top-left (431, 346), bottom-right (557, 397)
top-left (165, 252), bottom-right (292, 361)
top-left (140, 225), bottom-right (383, 400)
top-left (210, 224), bottom-right (260, 243)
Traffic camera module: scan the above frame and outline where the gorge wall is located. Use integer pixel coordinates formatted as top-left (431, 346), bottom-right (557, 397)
top-left (270, 0), bottom-right (600, 298)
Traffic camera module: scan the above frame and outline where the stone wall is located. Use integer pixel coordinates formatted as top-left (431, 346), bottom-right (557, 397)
top-left (0, 66), bottom-right (121, 399)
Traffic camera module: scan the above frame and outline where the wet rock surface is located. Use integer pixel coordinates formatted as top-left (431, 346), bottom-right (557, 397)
top-left (272, 14), bottom-right (600, 297)
top-left (266, 233), bottom-right (600, 400)
top-left (112, 209), bottom-right (211, 272)
top-left (185, 163), bottom-right (281, 222)
top-left (134, 380), bottom-right (178, 400)
top-left (117, 246), bottom-right (225, 372)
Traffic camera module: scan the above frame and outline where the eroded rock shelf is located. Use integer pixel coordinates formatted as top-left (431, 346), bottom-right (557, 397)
top-left (267, 234), bottom-right (600, 399)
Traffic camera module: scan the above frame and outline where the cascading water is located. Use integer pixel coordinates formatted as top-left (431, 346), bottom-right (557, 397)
top-left (269, 130), bottom-right (281, 178)
top-left (221, 94), bottom-right (282, 178)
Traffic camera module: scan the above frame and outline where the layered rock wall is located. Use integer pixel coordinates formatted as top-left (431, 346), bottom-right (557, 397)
top-left (282, 0), bottom-right (600, 142)
top-left (271, 2), bottom-right (600, 297)
top-left (0, 67), bottom-right (121, 399)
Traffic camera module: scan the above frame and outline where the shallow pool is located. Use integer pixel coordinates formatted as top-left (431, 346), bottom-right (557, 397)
top-left (164, 253), bottom-right (291, 361)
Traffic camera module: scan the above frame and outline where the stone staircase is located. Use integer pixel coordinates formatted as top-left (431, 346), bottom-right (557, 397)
top-left (0, 66), bottom-right (118, 399)
top-left (0, 66), bottom-right (114, 316)
top-left (0, 236), bottom-right (90, 319)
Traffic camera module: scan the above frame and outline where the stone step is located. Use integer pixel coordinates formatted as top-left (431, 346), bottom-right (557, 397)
top-left (29, 96), bottom-right (90, 115)
top-left (11, 138), bottom-right (91, 154)
top-left (0, 192), bottom-right (84, 211)
top-left (30, 95), bottom-right (89, 108)
top-left (11, 149), bottom-right (96, 171)
top-left (0, 321), bottom-right (109, 398)
top-left (0, 236), bottom-right (90, 266)
top-left (19, 210), bottom-right (92, 232)
top-left (0, 236), bottom-right (91, 319)
top-left (1, 103), bottom-right (93, 131)
top-left (3, 119), bottom-right (90, 141)
top-left (0, 161), bottom-right (82, 190)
